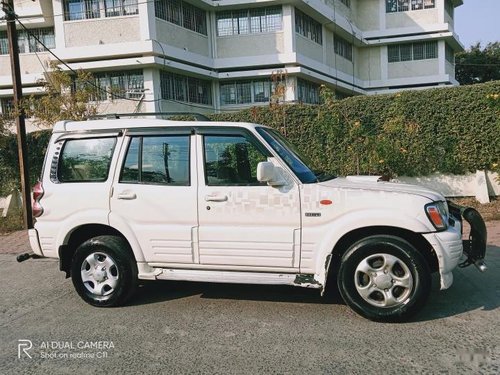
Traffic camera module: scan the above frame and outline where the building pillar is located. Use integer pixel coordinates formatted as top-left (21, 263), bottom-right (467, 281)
top-left (380, 45), bottom-right (388, 81)
top-left (139, 0), bottom-right (156, 41)
top-left (438, 40), bottom-right (446, 76)
top-left (143, 68), bottom-right (160, 112)
top-left (282, 5), bottom-right (296, 54)
top-left (436, 0), bottom-right (445, 23)
top-left (52, 0), bottom-right (65, 49)
top-left (286, 76), bottom-right (297, 102)
top-left (208, 11), bottom-right (216, 58)
top-left (379, 0), bottom-right (386, 30)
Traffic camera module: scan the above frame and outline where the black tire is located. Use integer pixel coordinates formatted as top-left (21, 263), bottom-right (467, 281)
top-left (337, 235), bottom-right (431, 322)
top-left (71, 235), bottom-right (138, 307)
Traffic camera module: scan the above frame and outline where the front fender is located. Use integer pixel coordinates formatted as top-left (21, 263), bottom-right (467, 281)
top-left (311, 208), bottom-right (435, 286)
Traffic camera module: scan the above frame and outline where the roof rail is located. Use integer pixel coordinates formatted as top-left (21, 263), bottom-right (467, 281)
top-left (87, 112), bottom-right (211, 121)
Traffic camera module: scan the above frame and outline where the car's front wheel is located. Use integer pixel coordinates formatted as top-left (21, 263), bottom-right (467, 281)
top-left (71, 235), bottom-right (138, 307)
top-left (337, 235), bottom-right (431, 322)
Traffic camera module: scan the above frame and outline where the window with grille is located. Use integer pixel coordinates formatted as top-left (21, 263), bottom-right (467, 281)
top-left (160, 71), bottom-right (212, 105)
top-left (155, 0), bottom-right (207, 35)
top-left (216, 7), bottom-right (282, 36)
top-left (295, 9), bottom-right (322, 45)
top-left (334, 34), bottom-right (353, 61)
top-left (0, 98), bottom-right (14, 118)
top-left (63, 0), bottom-right (101, 20)
top-left (89, 70), bottom-right (144, 101)
top-left (104, 0), bottom-right (138, 17)
top-left (339, 0), bottom-right (350, 8)
top-left (386, 0), bottom-right (434, 13)
top-left (388, 41), bottom-right (438, 62)
top-left (220, 80), bottom-right (273, 105)
top-left (0, 28), bottom-right (55, 55)
top-left (297, 79), bottom-right (320, 104)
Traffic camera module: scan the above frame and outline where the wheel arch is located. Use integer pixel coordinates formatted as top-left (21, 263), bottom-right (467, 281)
top-left (58, 224), bottom-right (136, 278)
top-left (323, 226), bottom-right (438, 291)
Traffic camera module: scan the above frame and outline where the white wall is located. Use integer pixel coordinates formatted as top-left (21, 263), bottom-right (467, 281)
top-left (156, 19), bottom-right (210, 57)
top-left (64, 17), bottom-right (141, 47)
top-left (386, 8), bottom-right (440, 29)
top-left (388, 59), bottom-right (440, 79)
top-left (0, 53), bottom-right (51, 77)
top-left (357, 0), bottom-right (381, 31)
top-left (396, 172), bottom-right (500, 201)
top-left (217, 33), bottom-right (285, 58)
top-left (296, 35), bottom-right (323, 63)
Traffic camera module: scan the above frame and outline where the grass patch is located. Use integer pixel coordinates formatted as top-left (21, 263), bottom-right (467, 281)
top-left (0, 211), bottom-right (24, 235)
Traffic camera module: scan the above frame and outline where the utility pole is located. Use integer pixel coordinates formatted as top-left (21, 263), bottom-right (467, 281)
top-left (2, 0), bottom-right (33, 229)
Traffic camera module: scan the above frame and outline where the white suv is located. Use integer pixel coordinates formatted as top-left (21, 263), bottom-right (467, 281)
top-left (24, 118), bottom-right (487, 322)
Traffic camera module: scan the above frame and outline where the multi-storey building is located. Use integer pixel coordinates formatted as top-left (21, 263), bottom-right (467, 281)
top-left (0, 0), bottom-right (463, 117)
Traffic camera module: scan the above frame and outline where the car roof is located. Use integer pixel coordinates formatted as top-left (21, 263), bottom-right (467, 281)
top-left (53, 119), bottom-right (267, 133)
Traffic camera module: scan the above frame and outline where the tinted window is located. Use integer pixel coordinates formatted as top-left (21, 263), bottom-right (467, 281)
top-left (58, 138), bottom-right (116, 182)
top-left (120, 136), bottom-right (190, 186)
top-left (256, 128), bottom-right (318, 183)
top-left (204, 135), bottom-right (267, 186)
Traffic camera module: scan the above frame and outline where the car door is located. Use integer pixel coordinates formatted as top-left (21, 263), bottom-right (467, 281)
top-left (109, 129), bottom-right (198, 264)
top-left (196, 128), bottom-right (301, 270)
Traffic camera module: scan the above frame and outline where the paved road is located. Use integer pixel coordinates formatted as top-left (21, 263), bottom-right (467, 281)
top-left (0, 223), bottom-right (499, 374)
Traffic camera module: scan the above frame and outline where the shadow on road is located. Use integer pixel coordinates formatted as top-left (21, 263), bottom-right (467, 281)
top-left (414, 244), bottom-right (500, 322)
top-left (128, 245), bottom-right (499, 322)
top-left (129, 280), bottom-right (344, 307)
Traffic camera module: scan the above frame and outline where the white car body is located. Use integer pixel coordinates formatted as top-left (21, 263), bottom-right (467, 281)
top-left (29, 119), bottom-right (463, 293)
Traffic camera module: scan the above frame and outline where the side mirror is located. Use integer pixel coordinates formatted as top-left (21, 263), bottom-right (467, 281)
top-left (257, 162), bottom-right (284, 186)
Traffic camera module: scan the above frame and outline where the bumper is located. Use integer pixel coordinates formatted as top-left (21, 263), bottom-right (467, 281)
top-left (423, 202), bottom-right (488, 290)
top-left (423, 219), bottom-right (463, 290)
top-left (28, 229), bottom-right (44, 256)
top-left (448, 202), bottom-right (488, 271)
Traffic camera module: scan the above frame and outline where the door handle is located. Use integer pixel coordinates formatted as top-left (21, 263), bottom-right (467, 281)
top-left (117, 191), bottom-right (137, 200)
top-left (205, 194), bottom-right (228, 202)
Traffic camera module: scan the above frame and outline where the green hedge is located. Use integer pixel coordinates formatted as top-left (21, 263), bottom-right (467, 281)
top-left (0, 130), bottom-right (51, 196)
top-left (211, 81), bottom-right (500, 178)
top-left (0, 81), bottom-right (498, 196)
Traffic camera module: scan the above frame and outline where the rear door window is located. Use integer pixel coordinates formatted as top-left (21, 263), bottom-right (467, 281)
top-left (120, 135), bottom-right (190, 186)
top-left (58, 137), bottom-right (116, 182)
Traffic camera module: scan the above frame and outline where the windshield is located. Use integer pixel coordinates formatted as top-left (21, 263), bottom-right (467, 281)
top-left (257, 127), bottom-right (334, 183)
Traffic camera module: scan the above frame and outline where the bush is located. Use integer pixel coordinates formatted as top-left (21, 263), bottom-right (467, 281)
top-left (0, 130), bottom-right (52, 196)
top-left (0, 82), bottom-right (498, 197)
top-left (211, 81), bottom-right (500, 177)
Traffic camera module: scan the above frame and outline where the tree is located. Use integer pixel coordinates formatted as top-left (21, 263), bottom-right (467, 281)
top-left (455, 42), bottom-right (500, 85)
top-left (23, 64), bottom-right (102, 128)
top-left (0, 64), bottom-right (101, 132)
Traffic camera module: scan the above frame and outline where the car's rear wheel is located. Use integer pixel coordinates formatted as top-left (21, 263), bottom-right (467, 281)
top-left (71, 235), bottom-right (137, 307)
top-left (337, 235), bottom-right (431, 322)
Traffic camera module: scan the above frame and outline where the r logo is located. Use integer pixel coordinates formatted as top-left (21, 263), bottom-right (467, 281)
top-left (18, 339), bottom-right (33, 359)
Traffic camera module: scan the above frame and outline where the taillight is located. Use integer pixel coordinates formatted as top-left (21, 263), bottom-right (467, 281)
top-left (32, 181), bottom-right (44, 217)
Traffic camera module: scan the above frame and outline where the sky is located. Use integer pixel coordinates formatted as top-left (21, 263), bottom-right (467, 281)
top-left (455, 0), bottom-right (500, 48)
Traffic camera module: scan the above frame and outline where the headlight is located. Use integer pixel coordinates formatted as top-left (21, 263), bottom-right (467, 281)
top-left (425, 201), bottom-right (449, 231)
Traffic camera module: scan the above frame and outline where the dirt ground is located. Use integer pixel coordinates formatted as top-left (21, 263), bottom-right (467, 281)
top-left (450, 197), bottom-right (500, 221)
